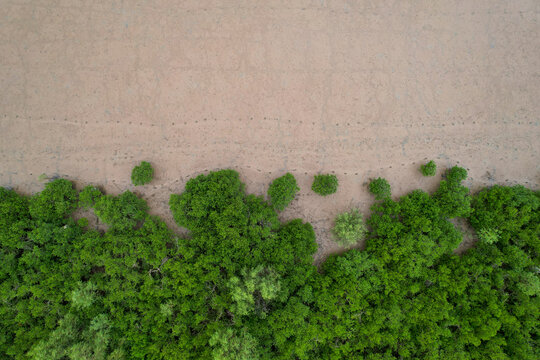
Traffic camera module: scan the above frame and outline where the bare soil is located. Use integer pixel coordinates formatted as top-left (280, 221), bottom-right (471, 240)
top-left (1, 1), bottom-right (539, 262)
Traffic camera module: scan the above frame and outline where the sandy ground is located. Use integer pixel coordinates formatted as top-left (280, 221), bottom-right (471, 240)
top-left (1, 1), bottom-right (539, 262)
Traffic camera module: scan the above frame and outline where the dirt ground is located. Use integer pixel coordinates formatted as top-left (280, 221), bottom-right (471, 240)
top-left (1, 1), bottom-right (539, 262)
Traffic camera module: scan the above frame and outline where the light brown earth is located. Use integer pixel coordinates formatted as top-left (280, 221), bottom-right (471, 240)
top-left (1, 0), bottom-right (539, 262)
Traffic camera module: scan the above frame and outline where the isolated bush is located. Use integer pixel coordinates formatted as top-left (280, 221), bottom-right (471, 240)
top-left (446, 165), bottom-right (468, 183)
top-left (368, 177), bottom-right (391, 200)
top-left (131, 161), bottom-right (154, 186)
top-left (332, 209), bottom-right (367, 246)
top-left (420, 160), bottom-right (437, 176)
top-left (311, 174), bottom-right (338, 196)
top-left (267, 173), bottom-right (299, 211)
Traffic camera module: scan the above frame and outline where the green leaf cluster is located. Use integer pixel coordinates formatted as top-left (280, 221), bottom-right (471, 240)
top-left (332, 209), bottom-right (367, 246)
top-left (29, 178), bottom-right (77, 223)
top-left (369, 177), bottom-right (391, 200)
top-left (311, 174), bottom-right (338, 196)
top-left (131, 161), bottom-right (154, 186)
top-left (228, 265), bottom-right (281, 317)
top-left (420, 160), bottom-right (437, 176)
top-left (94, 191), bottom-right (148, 231)
top-left (434, 166), bottom-right (471, 218)
top-left (79, 185), bottom-right (103, 209)
top-left (267, 173), bottom-right (299, 211)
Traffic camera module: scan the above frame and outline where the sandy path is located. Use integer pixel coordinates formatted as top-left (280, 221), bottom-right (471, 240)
top-left (1, 1), bottom-right (539, 262)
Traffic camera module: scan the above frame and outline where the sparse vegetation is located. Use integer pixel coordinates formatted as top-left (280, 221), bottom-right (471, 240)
top-left (311, 174), bottom-right (338, 196)
top-left (131, 161), bottom-right (154, 186)
top-left (1, 166), bottom-right (538, 359)
top-left (420, 160), bottom-right (437, 176)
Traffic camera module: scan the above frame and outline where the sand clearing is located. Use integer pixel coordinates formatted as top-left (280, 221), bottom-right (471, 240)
top-left (1, 1), bottom-right (539, 261)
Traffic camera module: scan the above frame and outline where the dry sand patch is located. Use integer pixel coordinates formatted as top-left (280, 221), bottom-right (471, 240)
top-left (1, 0), bottom-right (539, 262)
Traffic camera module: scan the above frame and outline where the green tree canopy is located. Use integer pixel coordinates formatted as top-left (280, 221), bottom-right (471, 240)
top-left (1, 167), bottom-right (538, 360)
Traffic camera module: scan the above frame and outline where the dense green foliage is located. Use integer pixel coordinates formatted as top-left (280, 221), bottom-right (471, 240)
top-left (1, 166), bottom-right (538, 359)
top-left (332, 209), bottom-right (367, 246)
top-left (311, 174), bottom-right (338, 196)
top-left (420, 160), bottom-right (437, 176)
top-left (131, 161), bottom-right (154, 186)
top-left (434, 166), bottom-right (471, 218)
top-left (94, 191), bottom-right (148, 231)
top-left (267, 173), bottom-right (299, 211)
top-left (78, 185), bottom-right (103, 209)
top-left (0, 179), bottom-right (174, 359)
top-left (368, 177), bottom-right (391, 200)
top-left (167, 169), bottom-right (318, 359)
top-left (29, 178), bottom-right (78, 223)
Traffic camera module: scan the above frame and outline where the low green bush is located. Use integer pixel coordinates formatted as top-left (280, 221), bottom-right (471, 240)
top-left (131, 161), bottom-right (154, 186)
top-left (332, 209), bottom-right (367, 246)
top-left (267, 173), bottom-right (299, 211)
top-left (420, 160), bottom-right (437, 176)
top-left (311, 174), bottom-right (338, 196)
top-left (368, 177), bottom-right (391, 200)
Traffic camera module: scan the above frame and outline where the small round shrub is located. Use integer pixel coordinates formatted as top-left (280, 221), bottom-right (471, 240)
top-left (131, 161), bottom-right (154, 186)
top-left (420, 160), bottom-right (437, 177)
top-left (446, 166), bottom-right (468, 184)
top-left (267, 173), bottom-right (299, 211)
top-left (368, 178), bottom-right (391, 200)
top-left (311, 174), bottom-right (338, 196)
top-left (332, 209), bottom-right (367, 246)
